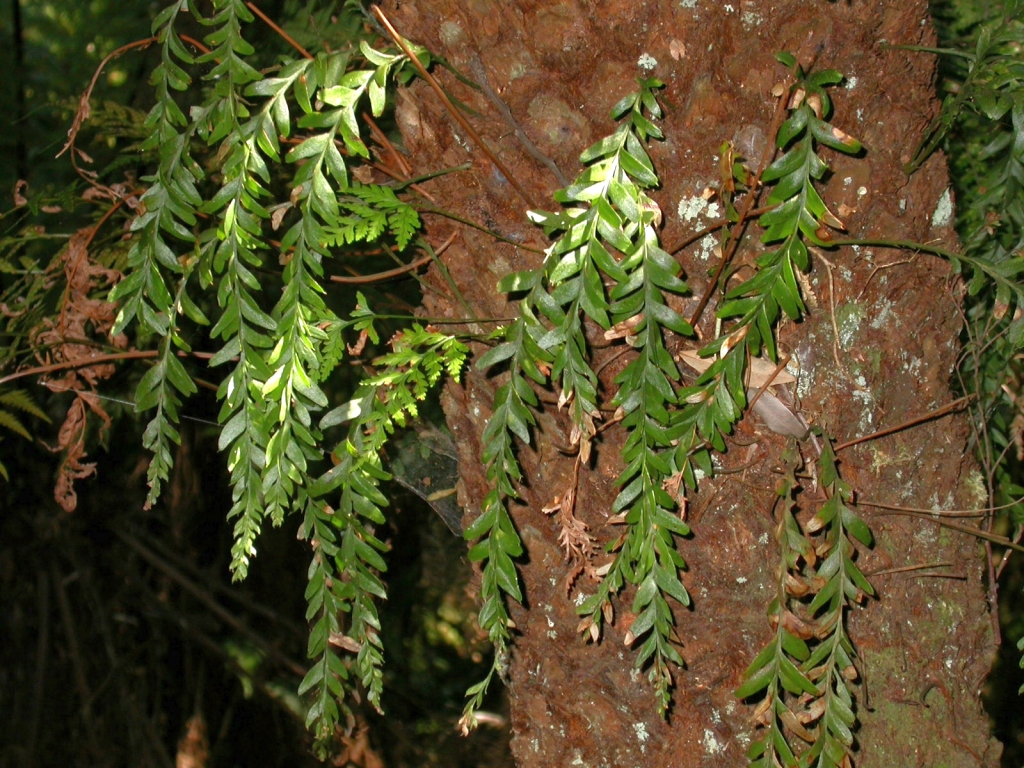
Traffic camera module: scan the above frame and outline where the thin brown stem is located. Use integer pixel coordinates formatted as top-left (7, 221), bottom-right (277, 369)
top-left (854, 497), bottom-right (1024, 517)
top-left (363, 111), bottom-right (412, 176)
top-left (466, 53), bottom-right (568, 187)
top-left (861, 506), bottom-right (1024, 552)
top-left (330, 256), bottom-right (431, 284)
top-left (370, 6), bottom-right (539, 208)
top-left (419, 206), bottom-right (545, 252)
top-left (865, 562), bottom-right (957, 578)
top-left (329, 230), bottom-right (458, 284)
top-left (246, 2), bottom-right (312, 59)
top-left (0, 348), bottom-right (219, 387)
top-left (666, 205), bottom-right (775, 257)
top-left (687, 82), bottom-right (794, 329)
top-left (834, 396), bottom-right (971, 452)
top-left (746, 353), bottom-right (791, 412)
top-left (58, 38), bottom-right (158, 162)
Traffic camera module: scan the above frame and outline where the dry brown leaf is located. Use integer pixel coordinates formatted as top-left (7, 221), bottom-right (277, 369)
top-left (798, 696), bottom-right (827, 725)
top-left (779, 705), bottom-right (816, 743)
top-left (780, 609), bottom-right (816, 640)
top-left (831, 125), bottom-right (858, 147)
top-left (806, 92), bottom-right (823, 119)
top-left (820, 206), bottom-right (846, 230)
top-left (604, 313), bottom-right (644, 341)
top-left (50, 396), bottom-right (97, 513)
top-left (752, 390), bottom-right (809, 439)
top-left (784, 572), bottom-right (811, 597)
top-left (805, 513), bottom-right (826, 533)
top-left (328, 632), bottom-right (363, 653)
top-left (346, 328), bottom-right (370, 356)
top-left (677, 349), bottom-right (796, 388)
top-left (751, 694), bottom-right (773, 725)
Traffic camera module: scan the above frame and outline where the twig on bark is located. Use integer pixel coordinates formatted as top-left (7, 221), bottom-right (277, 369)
top-left (465, 53), bottom-right (569, 187)
top-left (371, 5), bottom-right (539, 208)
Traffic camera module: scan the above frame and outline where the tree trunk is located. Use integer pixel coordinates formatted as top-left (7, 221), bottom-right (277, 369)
top-left (383, 1), bottom-right (1001, 765)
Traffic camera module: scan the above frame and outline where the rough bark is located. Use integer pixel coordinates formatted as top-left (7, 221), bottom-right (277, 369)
top-left (382, 1), bottom-right (1000, 765)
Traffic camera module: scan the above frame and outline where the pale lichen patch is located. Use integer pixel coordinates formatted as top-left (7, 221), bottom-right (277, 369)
top-left (741, 11), bottom-right (763, 27)
top-left (870, 297), bottom-right (894, 329)
top-left (637, 52), bottom-right (658, 70)
top-left (697, 233), bottom-right (718, 261)
top-left (964, 468), bottom-right (988, 508)
top-left (835, 303), bottom-right (866, 349)
top-left (931, 188), bottom-right (954, 228)
top-left (634, 722), bottom-right (649, 754)
top-left (678, 194), bottom-right (718, 224)
top-left (703, 729), bottom-right (725, 755)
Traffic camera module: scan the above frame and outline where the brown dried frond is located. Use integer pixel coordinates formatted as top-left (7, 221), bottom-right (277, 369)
top-left (332, 717), bottom-right (384, 768)
top-left (32, 226), bottom-right (127, 512)
top-left (543, 458), bottom-right (601, 595)
top-left (779, 705), bottom-right (816, 743)
top-left (50, 396), bottom-right (98, 513)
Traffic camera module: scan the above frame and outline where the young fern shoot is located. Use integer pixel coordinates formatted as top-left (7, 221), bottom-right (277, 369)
top-left (305, 321), bottom-right (468, 744)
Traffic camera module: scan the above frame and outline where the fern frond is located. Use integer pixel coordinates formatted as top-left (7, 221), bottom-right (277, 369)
top-left (718, 59), bottom-right (861, 361)
top-left (799, 439), bottom-right (873, 768)
top-left (737, 437), bottom-right (873, 768)
top-left (737, 443), bottom-right (817, 768)
top-left (0, 388), bottom-right (51, 423)
top-left (481, 78), bottom-right (696, 714)
top-left (306, 324), bottom-right (468, 738)
top-left (135, 263), bottom-right (201, 507)
top-left (107, 0), bottom-right (206, 509)
top-left (461, 311), bottom-right (550, 728)
top-left (0, 408), bottom-right (31, 442)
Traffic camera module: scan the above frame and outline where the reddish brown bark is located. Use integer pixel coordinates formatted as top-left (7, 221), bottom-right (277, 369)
top-left (383, 1), bottom-right (1000, 765)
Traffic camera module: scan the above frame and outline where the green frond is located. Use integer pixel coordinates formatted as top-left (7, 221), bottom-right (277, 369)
top-left (0, 388), bottom-right (51, 423)
top-left (111, 0), bottom-right (436, 736)
top-left (737, 438), bottom-right (874, 768)
top-left (0, 409), bottom-right (32, 442)
top-left (0, 386), bottom-right (50, 453)
top-left (304, 323), bottom-right (468, 736)
top-left (477, 78), bottom-right (697, 716)
top-left (102, 3), bottom-right (932, 751)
